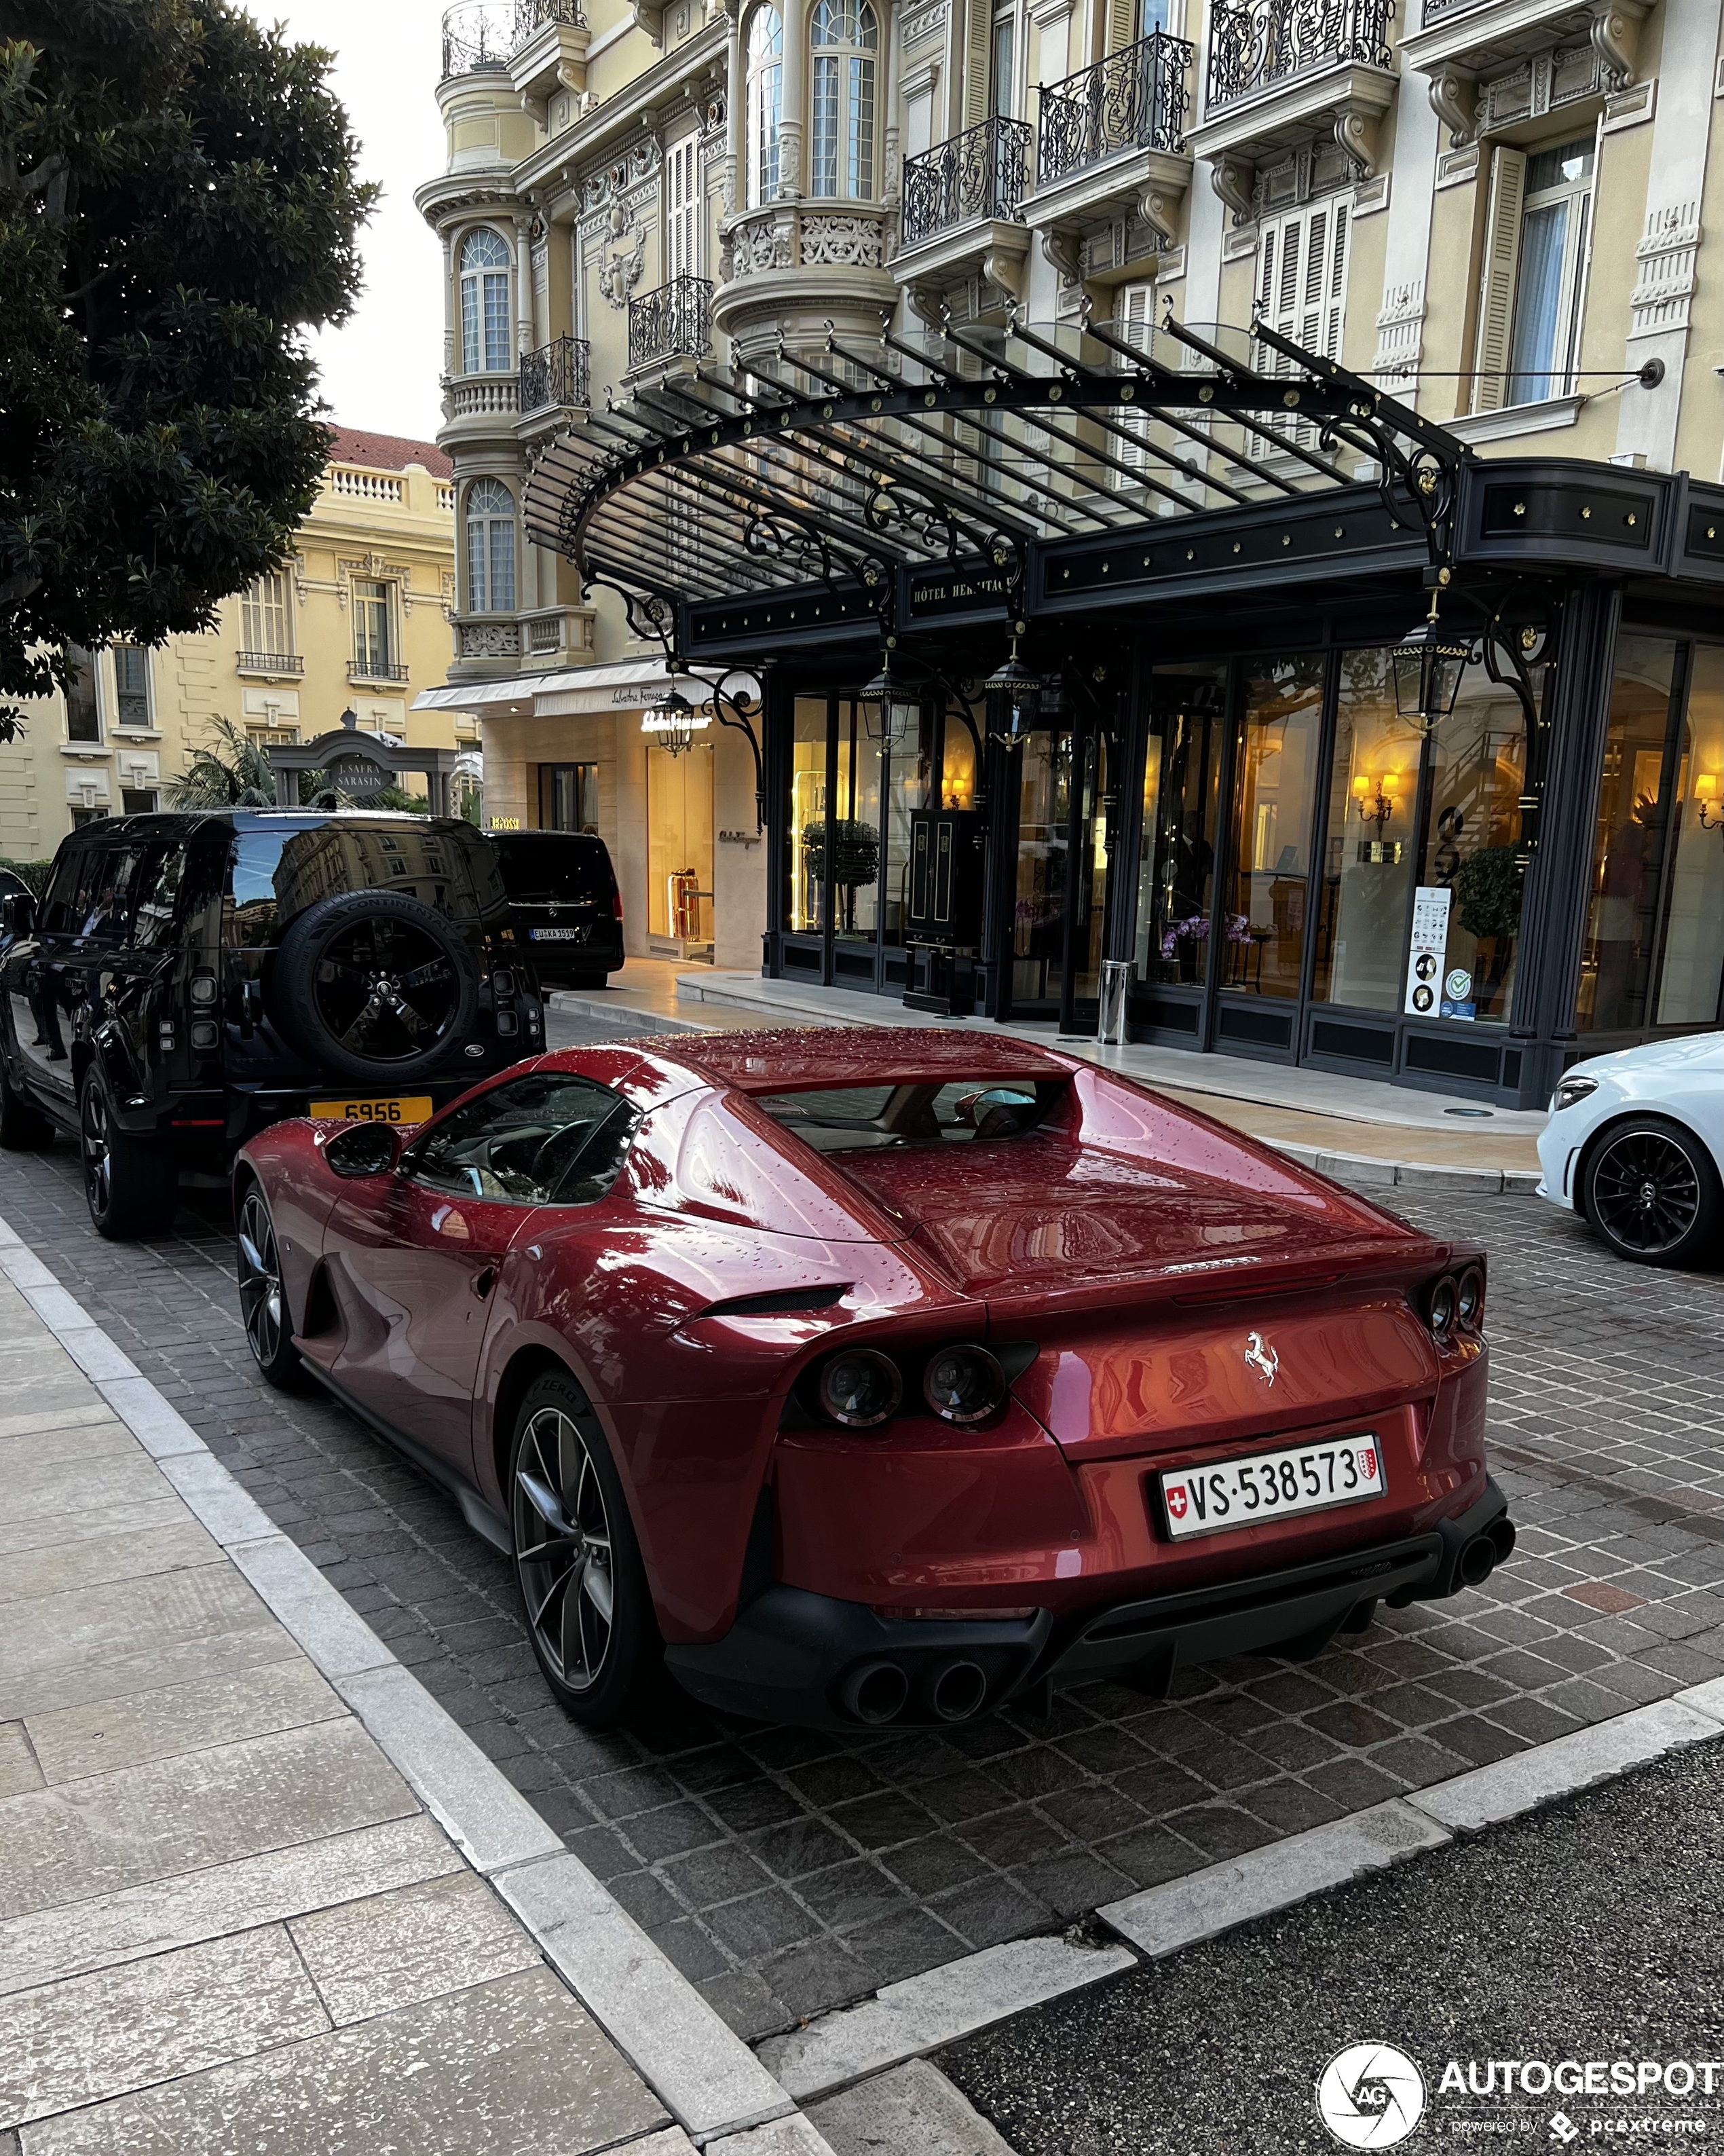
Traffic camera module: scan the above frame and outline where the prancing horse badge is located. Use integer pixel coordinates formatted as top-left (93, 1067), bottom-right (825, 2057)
top-left (1243, 1331), bottom-right (1279, 1386)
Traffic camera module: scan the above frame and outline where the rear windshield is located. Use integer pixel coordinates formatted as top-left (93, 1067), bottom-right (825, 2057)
top-left (755, 1079), bottom-right (1064, 1153)
top-left (489, 836), bottom-right (615, 904)
top-left (226, 823), bottom-right (484, 948)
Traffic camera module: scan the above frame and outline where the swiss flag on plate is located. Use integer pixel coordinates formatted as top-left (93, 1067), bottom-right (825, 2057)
top-left (1166, 1483), bottom-right (1188, 1520)
top-left (1361, 1447), bottom-right (1377, 1481)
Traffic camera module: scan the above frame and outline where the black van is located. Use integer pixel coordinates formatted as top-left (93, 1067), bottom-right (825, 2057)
top-left (0, 811), bottom-right (547, 1238)
top-left (483, 830), bottom-right (624, 991)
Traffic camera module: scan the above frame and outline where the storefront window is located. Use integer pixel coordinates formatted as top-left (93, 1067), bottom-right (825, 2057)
top-left (941, 714), bottom-right (978, 809)
top-left (1311, 650), bottom-right (1423, 1011)
top-left (1416, 669), bottom-right (1529, 1025)
top-left (790, 697), bottom-right (828, 933)
top-left (1223, 660), bottom-right (1324, 998)
top-left (831, 700), bottom-right (881, 941)
top-left (1135, 663), bottom-right (1226, 985)
top-left (1579, 636), bottom-right (1678, 1033)
top-left (1653, 646), bottom-right (1724, 1026)
top-left (647, 742), bottom-right (713, 950)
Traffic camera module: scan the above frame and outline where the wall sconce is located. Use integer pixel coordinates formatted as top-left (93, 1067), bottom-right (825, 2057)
top-left (1697, 775), bottom-right (1721, 832)
top-left (1351, 770), bottom-right (1400, 834)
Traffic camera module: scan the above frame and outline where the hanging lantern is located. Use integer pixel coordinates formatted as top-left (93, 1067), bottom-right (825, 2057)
top-left (641, 686), bottom-right (700, 757)
top-left (1391, 604), bottom-right (1472, 736)
top-left (985, 645), bottom-right (1045, 744)
top-left (857, 656), bottom-right (922, 746)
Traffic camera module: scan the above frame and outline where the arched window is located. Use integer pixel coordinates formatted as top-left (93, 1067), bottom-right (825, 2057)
top-left (459, 227), bottom-right (512, 375)
top-left (810, 0), bottom-right (878, 200)
top-left (465, 479), bottom-right (517, 613)
top-left (745, 6), bottom-right (783, 207)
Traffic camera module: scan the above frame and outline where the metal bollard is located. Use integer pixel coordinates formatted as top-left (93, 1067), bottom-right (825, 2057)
top-left (1098, 959), bottom-right (1131, 1046)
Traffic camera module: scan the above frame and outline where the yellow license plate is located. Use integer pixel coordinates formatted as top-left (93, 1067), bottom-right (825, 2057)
top-left (308, 1095), bottom-right (433, 1126)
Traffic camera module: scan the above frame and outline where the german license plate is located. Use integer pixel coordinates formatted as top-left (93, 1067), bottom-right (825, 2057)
top-left (1159, 1434), bottom-right (1384, 1542)
top-left (529, 926), bottom-right (587, 942)
top-left (307, 1095), bottom-right (433, 1126)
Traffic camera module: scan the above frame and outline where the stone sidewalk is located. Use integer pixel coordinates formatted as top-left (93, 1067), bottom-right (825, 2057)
top-left (0, 1252), bottom-right (817, 2156)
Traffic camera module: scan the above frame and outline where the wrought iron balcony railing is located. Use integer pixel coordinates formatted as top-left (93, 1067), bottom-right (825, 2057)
top-left (348, 660), bottom-right (411, 685)
top-left (236, 651), bottom-right (305, 675)
top-left (519, 334), bottom-right (592, 414)
top-left (441, 0), bottom-right (585, 79)
top-left (1037, 31), bottom-right (1193, 190)
top-left (1205, 0), bottom-right (1394, 112)
top-left (629, 275), bottom-right (713, 371)
top-left (901, 117), bottom-right (1033, 247)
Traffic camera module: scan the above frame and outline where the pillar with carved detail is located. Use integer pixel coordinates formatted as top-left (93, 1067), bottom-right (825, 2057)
top-left (780, 0), bottom-right (807, 198)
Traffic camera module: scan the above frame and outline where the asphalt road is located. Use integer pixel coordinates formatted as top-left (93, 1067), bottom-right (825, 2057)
top-left (943, 1736), bottom-right (1724, 2155)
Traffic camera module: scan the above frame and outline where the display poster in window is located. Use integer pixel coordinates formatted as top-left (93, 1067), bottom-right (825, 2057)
top-left (1404, 885), bottom-right (1458, 1018)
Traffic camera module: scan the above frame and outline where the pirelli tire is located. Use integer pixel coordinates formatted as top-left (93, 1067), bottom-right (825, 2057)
top-left (269, 889), bottom-right (481, 1088)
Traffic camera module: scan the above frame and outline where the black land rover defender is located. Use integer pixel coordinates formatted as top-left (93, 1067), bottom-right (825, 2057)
top-left (0, 811), bottom-right (547, 1238)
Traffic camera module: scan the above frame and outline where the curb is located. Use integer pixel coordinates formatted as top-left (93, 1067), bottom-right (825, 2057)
top-left (550, 987), bottom-right (1541, 1196)
top-left (0, 1208), bottom-right (829, 2155)
top-left (751, 1686), bottom-right (1724, 2102)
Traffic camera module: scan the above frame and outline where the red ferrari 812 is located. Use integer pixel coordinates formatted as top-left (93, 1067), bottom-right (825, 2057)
top-left (233, 1028), bottom-right (1513, 1729)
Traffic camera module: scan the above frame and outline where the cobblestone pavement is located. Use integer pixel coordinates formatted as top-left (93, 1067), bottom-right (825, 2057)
top-left (2, 1029), bottom-right (1721, 2044)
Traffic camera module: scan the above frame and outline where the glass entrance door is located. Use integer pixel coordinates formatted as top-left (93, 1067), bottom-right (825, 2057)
top-left (1003, 719), bottom-right (1112, 1026)
top-left (1009, 728), bottom-right (1072, 1016)
top-left (1214, 658), bottom-right (1326, 1052)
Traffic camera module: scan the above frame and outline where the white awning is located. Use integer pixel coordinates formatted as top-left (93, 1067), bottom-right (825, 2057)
top-left (413, 656), bottom-right (756, 720)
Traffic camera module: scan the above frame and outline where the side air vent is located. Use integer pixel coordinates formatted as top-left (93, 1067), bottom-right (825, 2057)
top-left (699, 1285), bottom-right (849, 1319)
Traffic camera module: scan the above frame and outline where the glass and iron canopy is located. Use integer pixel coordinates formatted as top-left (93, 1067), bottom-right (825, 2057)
top-left (522, 314), bottom-right (1469, 636)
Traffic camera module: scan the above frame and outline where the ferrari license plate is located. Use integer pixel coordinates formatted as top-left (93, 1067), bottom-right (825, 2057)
top-left (1159, 1434), bottom-right (1383, 1542)
top-left (308, 1095), bottom-right (433, 1126)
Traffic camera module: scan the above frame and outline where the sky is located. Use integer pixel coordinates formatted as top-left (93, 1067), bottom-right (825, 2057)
top-left (265, 1), bottom-right (450, 443)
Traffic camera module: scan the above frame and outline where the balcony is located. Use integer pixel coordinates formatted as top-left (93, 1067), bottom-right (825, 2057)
top-left (236, 651), bottom-right (305, 679)
top-left (1021, 33), bottom-right (1195, 278)
top-left (895, 118), bottom-right (1032, 316)
top-left (628, 275), bottom-right (713, 374)
top-left (715, 204), bottom-right (897, 356)
top-left (440, 0), bottom-right (585, 81)
top-left (519, 334), bottom-right (591, 421)
top-left (348, 660), bottom-right (411, 686)
top-left (1400, 0), bottom-right (1647, 151)
top-left (1186, 0), bottom-right (1397, 217)
top-left (443, 373), bottom-right (521, 433)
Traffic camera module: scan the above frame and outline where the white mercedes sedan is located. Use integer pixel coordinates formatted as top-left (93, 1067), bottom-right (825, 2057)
top-left (1536, 1032), bottom-right (1723, 1267)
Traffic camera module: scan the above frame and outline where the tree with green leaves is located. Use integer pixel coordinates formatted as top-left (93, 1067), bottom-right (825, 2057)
top-left (0, 0), bottom-right (376, 741)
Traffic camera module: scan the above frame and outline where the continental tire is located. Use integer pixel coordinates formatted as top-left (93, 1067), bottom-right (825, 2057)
top-left (269, 889), bottom-right (479, 1088)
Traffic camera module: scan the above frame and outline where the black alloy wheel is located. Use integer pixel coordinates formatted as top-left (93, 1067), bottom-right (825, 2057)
top-left (236, 1186), bottom-right (304, 1389)
top-left (313, 914), bottom-right (460, 1066)
top-left (508, 1371), bottom-right (659, 1725)
top-left (79, 1068), bottom-right (174, 1241)
top-left (1585, 1117), bottom-right (1722, 1269)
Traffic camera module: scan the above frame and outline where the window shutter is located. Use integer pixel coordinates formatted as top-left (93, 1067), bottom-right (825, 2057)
top-left (1472, 147), bottom-right (1526, 415)
top-left (1117, 280), bottom-right (1156, 476)
top-left (962, 0), bottom-right (990, 128)
top-left (1106, 0), bottom-right (1136, 56)
top-left (666, 136), bottom-right (700, 282)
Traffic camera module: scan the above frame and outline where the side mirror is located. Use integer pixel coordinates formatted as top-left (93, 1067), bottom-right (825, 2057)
top-left (1, 893), bottom-right (35, 938)
top-left (324, 1121), bottom-right (403, 1178)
